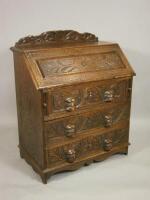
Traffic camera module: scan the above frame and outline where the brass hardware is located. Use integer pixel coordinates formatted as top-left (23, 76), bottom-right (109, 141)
top-left (65, 97), bottom-right (75, 112)
top-left (65, 124), bottom-right (75, 137)
top-left (65, 97), bottom-right (75, 103)
top-left (103, 138), bottom-right (113, 151)
top-left (104, 115), bottom-right (112, 127)
top-left (89, 91), bottom-right (93, 97)
top-left (43, 103), bottom-right (47, 107)
top-left (104, 90), bottom-right (113, 102)
top-left (65, 149), bottom-right (76, 163)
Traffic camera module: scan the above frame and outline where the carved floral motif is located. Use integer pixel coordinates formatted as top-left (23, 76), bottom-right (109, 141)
top-left (47, 129), bottom-right (128, 165)
top-left (15, 30), bottom-right (98, 46)
top-left (45, 104), bottom-right (130, 140)
top-left (38, 52), bottom-right (124, 77)
top-left (51, 80), bottom-right (128, 113)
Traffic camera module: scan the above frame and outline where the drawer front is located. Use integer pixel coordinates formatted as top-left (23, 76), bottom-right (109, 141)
top-left (44, 103), bottom-right (130, 144)
top-left (44, 79), bottom-right (130, 117)
top-left (46, 128), bottom-right (129, 167)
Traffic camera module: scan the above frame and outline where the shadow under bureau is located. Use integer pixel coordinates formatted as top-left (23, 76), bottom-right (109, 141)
top-left (11, 30), bottom-right (135, 183)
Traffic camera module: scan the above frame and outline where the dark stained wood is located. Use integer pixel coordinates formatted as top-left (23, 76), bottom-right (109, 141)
top-left (11, 30), bottom-right (135, 184)
top-left (46, 127), bottom-right (129, 167)
top-left (44, 103), bottom-right (130, 145)
top-left (15, 30), bottom-right (98, 47)
top-left (44, 78), bottom-right (129, 118)
top-left (12, 52), bottom-right (45, 169)
top-left (37, 51), bottom-right (125, 77)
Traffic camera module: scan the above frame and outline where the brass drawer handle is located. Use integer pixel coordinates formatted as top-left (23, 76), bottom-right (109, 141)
top-left (104, 90), bottom-right (113, 102)
top-left (65, 97), bottom-right (75, 112)
top-left (104, 115), bottom-right (112, 127)
top-left (65, 149), bottom-right (76, 163)
top-left (103, 139), bottom-right (113, 151)
top-left (65, 124), bottom-right (75, 137)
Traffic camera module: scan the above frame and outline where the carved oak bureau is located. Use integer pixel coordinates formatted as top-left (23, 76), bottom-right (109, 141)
top-left (11, 30), bottom-right (135, 183)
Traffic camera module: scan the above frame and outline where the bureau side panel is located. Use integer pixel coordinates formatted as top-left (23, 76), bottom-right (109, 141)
top-left (13, 52), bottom-right (44, 169)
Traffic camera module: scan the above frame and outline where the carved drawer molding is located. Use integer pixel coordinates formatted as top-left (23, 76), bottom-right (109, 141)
top-left (46, 128), bottom-right (129, 167)
top-left (43, 79), bottom-right (130, 119)
top-left (44, 103), bottom-right (130, 144)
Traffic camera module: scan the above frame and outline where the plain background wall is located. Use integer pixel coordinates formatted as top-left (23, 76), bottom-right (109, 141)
top-left (0, 0), bottom-right (150, 199)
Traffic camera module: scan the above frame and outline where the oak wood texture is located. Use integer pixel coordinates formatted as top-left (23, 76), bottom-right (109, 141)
top-left (11, 30), bottom-right (135, 183)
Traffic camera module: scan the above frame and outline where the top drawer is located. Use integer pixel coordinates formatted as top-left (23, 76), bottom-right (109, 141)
top-left (43, 78), bottom-right (131, 119)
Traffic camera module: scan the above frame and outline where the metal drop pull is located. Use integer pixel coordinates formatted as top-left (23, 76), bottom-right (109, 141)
top-left (65, 124), bottom-right (75, 137)
top-left (103, 138), bottom-right (113, 151)
top-left (65, 97), bottom-right (75, 112)
top-left (65, 149), bottom-right (76, 163)
top-left (104, 90), bottom-right (113, 102)
top-left (104, 115), bottom-right (113, 127)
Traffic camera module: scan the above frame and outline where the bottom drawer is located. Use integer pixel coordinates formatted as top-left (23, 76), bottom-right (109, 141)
top-left (46, 128), bottom-right (129, 167)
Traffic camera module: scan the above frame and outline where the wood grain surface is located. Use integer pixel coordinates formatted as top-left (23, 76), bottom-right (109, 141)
top-left (11, 30), bottom-right (135, 183)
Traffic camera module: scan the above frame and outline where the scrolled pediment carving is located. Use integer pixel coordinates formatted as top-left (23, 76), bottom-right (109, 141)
top-left (15, 30), bottom-right (98, 47)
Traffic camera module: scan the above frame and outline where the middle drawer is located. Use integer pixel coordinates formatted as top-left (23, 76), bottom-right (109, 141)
top-left (44, 103), bottom-right (130, 145)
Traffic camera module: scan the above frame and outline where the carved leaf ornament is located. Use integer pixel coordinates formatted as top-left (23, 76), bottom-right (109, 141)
top-left (15, 30), bottom-right (98, 46)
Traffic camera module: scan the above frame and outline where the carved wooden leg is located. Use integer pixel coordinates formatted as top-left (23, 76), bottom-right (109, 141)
top-left (19, 148), bottom-right (24, 159)
top-left (85, 160), bottom-right (93, 166)
top-left (119, 147), bottom-right (128, 155)
top-left (41, 174), bottom-right (48, 184)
